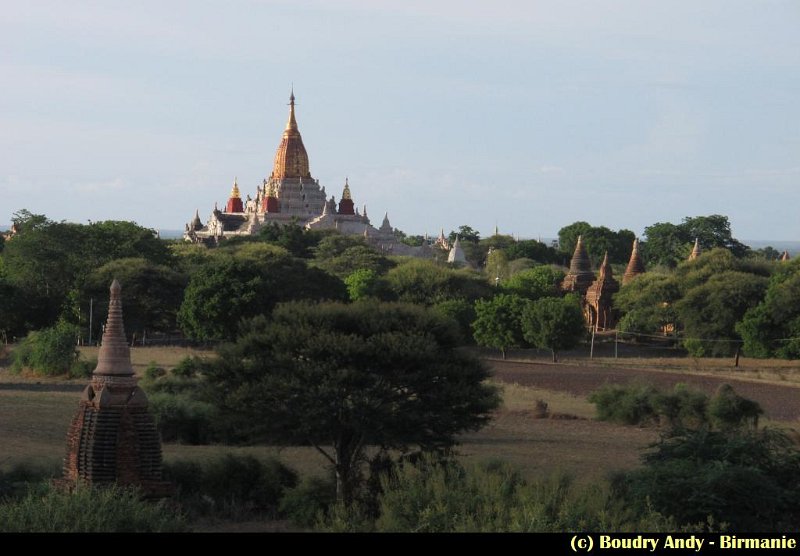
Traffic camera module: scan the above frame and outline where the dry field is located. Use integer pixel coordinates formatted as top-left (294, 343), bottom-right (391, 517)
top-left (1, 345), bottom-right (798, 484)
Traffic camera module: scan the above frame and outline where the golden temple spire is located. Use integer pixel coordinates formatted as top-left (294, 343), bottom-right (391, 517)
top-left (230, 176), bottom-right (241, 199)
top-left (342, 177), bottom-right (352, 200)
top-left (285, 89), bottom-right (299, 133)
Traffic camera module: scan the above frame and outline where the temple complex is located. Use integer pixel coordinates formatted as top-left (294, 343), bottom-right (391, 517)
top-left (184, 91), bottom-right (426, 257)
top-left (60, 280), bottom-right (170, 497)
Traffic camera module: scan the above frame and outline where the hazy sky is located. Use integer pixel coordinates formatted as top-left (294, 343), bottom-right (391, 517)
top-left (2, 1), bottom-right (798, 240)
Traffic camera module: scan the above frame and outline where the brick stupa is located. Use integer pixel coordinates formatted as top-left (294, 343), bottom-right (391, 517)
top-left (622, 238), bottom-right (646, 285)
top-left (561, 235), bottom-right (595, 294)
top-left (61, 280), bottom-right (170, 497)
top-left (585, 252), bottom-right (619, 331)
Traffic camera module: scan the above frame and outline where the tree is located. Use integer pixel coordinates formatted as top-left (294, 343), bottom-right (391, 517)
top-left (737, 259), bottom-right (800, 358)
top-left (178, 250), bottom-right (347, 341)
top-left (675, 270), bottom-right (767, 357)
top-left (557, 221), bottom-right (592, 258)
top-left (613, 273), bottom-right (681, 337)
top-left (344, 268), bottom-right (379, 301)
top-left (503, 266), bottom-right (565, 301)
top-left (504, 239), bottom-right (559, 264)
top-left (558, 222), bottom-right (637, 265)
top-left (203, 301), bottom-right (500, 505)
top-left (643, 215), bottom-right (750, 268)
top-left (521, 295), bottom-right (586, 362)
top-left (314, 245), bottom-right (394, 279)
top-left (448, 225), bottom-right (480, 245)
top-left (472, 294), bottom-right (530, 359)
top-left (384, 259), bottom-right (492, 305)
top-left (620, 428), bottom-right (800, 531)
top-left (83, 258), bottom-right (187, 340)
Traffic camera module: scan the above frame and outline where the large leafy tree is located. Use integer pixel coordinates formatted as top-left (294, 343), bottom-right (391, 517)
top-left (178, 249), bottom-right (347, 341)
top-left (384, 259), bottom-right (492, 305)
top-left (83, 258), bottom-right (188, 340)
top-left (643, 214), bottom-right (750, 268)
top-left (675, 271), bottom-right (768, 357)
top-left (737, 259), bottom-right (800, 358)
top-left (521, 294), bottom-right (586, 362)
top-left (472, 293), bottom-right (530, 359)
top-left (502, 266), bottom-right (565, 301)
top-left (558, 221), bottom-right (636, 265)
top-left (203, 301), bottom-right (500, 505)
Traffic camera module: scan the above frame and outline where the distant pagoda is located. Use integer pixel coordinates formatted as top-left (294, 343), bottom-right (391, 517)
top-left (585, 252), bottom-right (619, 331)
top-left (60, 280), bottom-right (170, 497)
top-left (561, 235), bottom-right (595, 294)
top-left (622, 238), bottom-right (646, 285)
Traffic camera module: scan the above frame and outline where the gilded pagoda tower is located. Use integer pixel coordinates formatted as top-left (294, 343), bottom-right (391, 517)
top-left (257, 91), bottom-right (326, 217)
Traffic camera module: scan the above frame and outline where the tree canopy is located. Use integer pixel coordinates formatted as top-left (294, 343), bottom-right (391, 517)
top-left (521, 294), bottom-right (586, 362)
top-left (202, 301), bottom-right (500, 504)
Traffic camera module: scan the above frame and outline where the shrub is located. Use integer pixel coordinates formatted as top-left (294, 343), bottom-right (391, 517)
top-left (318, 455), bottom-right (675, 532)
top-left (0, 461), bottom-right (60, 500)
top-left (707, 384), bottom-right (763, 431)
top-left (68, 357), bottom-right (96, 379)
top-left (588, 383), bottom-right (661, 426)
top-left (619, 428), bottom-right (800, 531)
top-left (148, 392), bottom-right (217, 444)
top-left (11, 321), bottom-right (79, 376)
top-left (144, 361), bottom-right (166, 381)
top-left (0, 484), bottom-right (186, 532)
top-left (170, 356), bottom-right (204, 378)
top-left (279, 475), bottom-right (337, 528)
top-left (164, 455), bottom-right (297, 519)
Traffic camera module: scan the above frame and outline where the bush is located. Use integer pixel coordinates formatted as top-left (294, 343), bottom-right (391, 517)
top-left (170, 356), bottom-right (204, 378)
top-left (0, 484), bottom-right (186, 532)
top-left (68, 357), bottom-right (96, 379)
top-left (144, 361), bottom-right (167, 381)
top-left (619, 428), bottom-right (800, 531)
top-left (11, 321), bottom-right (79, 376)
top-left (0, 461), bottom-right (60, 500)
top-left (707, 384), bottom-right (763, 431)
top-left (588, 383), bottom-right (661, 426)
top-left (164, 454), bottom-right (297, 519)
top-left (317, 455), bottom-right (674, 532)
top-left (148, 392), bottom-right (217, 444)
top-left (279, 475), bottom-right (337, 528)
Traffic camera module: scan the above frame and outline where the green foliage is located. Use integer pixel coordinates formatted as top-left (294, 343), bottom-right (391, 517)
top-left (203, 301), bottom-right (500, 504)
top-left (319, 456), bottom-right (674, 532)
top-left (503, 265), bottom-right (565, 301)
top-left (590, 382), bottom-right (762, 433)
top-left (279, 475), bottom-right (337, 527)
top-left (0, 461), bottom-right (60, 500)
top-left (384, 258), bottom-right (492, 305)
top-left (315, 245), bottom-right (394, 279)
top-left (707, 384), bottom-right (763, 431)
top-left (675, 270), bottom-right (767, 357)
top-left (619, 428), bottom-right (800, 531)
top-left (504, 240), bottom-right (559, 264)
top-left (558, 222), bottom-right (635, 264)
top-left (0, 485), bottom-right (186, 532)
top-left (170, 355), bottom-right (204, 378)
top-left (589, 383), bottom-right (662, 426)
top-left (448, 225), bottom-right (481, 244)
top-left (11, 321), bottom-right (80, 376)
top-left (472, 293), bottom-right (531, 357)
top-left (521, 294), bottom-right (586, 362)
top-left (432, 298), bottom-right (476, 344)
top-left (141, 371), bottom-right (217, 444)
top-left (344, 268), bottom-right (379, 301)
top-left (484, 248), bottom-right (509, 283)
top-left (68, 356), bottom-right (96, 379)
top-left (144, 361), bottom-right (167, 381)
top-left (258, 222), bottom-right (328, 258)
top-left (82, 258), bottom-right (187, 338)
top-left (178, 249), bottom-right (347, 340)
top-left (163, 455), bottom-right (297, 519)
top-left (737, 259), bottom-right (800, 358)
top-left (643, 215), bottom-right (750, 268)
top-left (614, 273), bottom-right (680, 336)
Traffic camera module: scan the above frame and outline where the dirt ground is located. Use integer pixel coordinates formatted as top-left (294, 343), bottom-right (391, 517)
top-left (488, 358), bottom-right (800, 423)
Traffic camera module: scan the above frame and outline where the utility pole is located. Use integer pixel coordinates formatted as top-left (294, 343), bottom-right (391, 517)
top-left (88, 298), bottom-right (93, 346)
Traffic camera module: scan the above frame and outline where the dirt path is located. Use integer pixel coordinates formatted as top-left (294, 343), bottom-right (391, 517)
top-left (490, 359), bottom-right (800, 422)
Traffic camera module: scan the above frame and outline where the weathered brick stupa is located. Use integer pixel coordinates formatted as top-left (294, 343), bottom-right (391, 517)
top-left (61, 280), bottom-right (170, 497)
top-left (622, 237), bottom-right (646, 285)
top-left (561, 235), bottom-right (595, 294)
